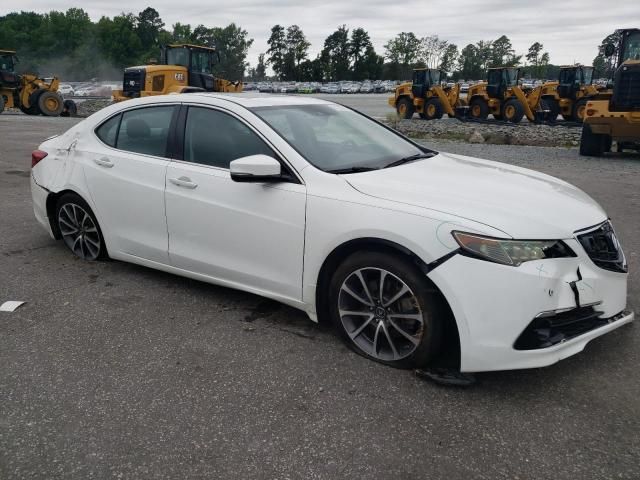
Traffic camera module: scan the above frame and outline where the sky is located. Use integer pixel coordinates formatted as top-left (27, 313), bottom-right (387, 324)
top-left (4, 0), bottom-right (638, 69)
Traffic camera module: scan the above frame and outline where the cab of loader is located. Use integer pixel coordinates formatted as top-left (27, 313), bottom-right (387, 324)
top-left (162, 44), bottom-right (220, 91)
top-left (486, 67), bottom-right (519, 99)
top-left (411, 68), bottom-right (444, 98)
top-left (0, 49), bottom-right (20, 89)
top-left (557, 66), bottom-right (594, 99)
top-left (610, 29), bottom-right (640, 111)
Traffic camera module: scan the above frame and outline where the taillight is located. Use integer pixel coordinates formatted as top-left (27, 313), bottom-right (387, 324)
top-left (31, 150), bottom-right (48, 168)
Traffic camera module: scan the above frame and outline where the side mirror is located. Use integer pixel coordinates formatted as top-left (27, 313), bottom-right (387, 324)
top-left (604, 43), bottom-right (615, 57)
top-left (230, 155), bottom-right (282, 183)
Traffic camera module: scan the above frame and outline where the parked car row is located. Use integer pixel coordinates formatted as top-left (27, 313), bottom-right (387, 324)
top-left (245, 80), bottom-right (400, 94)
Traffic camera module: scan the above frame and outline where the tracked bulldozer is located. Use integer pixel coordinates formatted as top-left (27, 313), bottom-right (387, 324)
top-left (113, 44), bottom-right (242, 102)
top-left (389, 68), bottom-right (463, 120)
top-left (0, 49), bottom-right (71, 116)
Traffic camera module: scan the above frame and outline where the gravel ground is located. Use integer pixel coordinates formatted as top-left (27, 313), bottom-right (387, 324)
top-left (1, 115), bottom-right (639, 480)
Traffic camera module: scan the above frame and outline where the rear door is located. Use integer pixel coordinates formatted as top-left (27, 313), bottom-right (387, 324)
top-left (80, 104), bottom-right (177, 263)
top-left (164, 104), bottom-right (306, 302)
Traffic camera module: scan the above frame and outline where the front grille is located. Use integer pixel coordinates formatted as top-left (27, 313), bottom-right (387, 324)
top-left (611, 67), bottom-right (640, 110)
top-left (122, 68), bottom-right (145, 98)
top-left (514, 307), bottom-right (626, 350)
top-left (576, 221), bottom-right (627, 273)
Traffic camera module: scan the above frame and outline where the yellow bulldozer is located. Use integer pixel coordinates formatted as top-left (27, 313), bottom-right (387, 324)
top-left (389, 68), bottom-right (463, 120)
top-left (466, 67), bottom-right (555, 123)
top-left (0, 49), bottom-right (71, 116)
top-left (580, 28), bottom-right (640, 156)
top-left (538, 65), bottom-right (600, 122)
top-left (113, 44), bottom-right (242, 102)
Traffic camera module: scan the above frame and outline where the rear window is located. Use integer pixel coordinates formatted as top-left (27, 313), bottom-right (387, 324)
top-left (116, 106), bottom-right (175, 157)
top-left (95, 114), bottom-right (121, 147)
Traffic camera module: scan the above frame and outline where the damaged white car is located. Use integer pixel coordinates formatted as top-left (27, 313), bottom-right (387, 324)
top-left (30, 94), bottom-right (634, 372)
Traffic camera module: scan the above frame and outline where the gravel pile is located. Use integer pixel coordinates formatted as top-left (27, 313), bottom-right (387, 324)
top-left (387, 118), bottom-right (582, 147)
top-left (76, 99), bottom-right (114, 117)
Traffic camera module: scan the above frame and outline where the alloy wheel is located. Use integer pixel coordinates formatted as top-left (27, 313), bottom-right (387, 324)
top-left (58, 203), bottom-right (101, 260)
top-left (338, 267), bottom-right (424, 361)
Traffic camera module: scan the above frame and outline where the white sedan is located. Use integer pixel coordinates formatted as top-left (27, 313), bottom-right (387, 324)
top-left (30, 94), bottom-right (634, 372)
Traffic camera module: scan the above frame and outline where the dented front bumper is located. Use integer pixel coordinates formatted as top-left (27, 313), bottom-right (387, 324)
top-left (427, 238), bottom-right (633, 372)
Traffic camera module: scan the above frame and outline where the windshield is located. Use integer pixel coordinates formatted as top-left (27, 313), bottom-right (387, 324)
top-left (191, 50), bottom-right (212, 74)
top-left (166, 47), bottom-right (189, 67)
top-left (251, 104), bottom-right (427, 172)
top-left (621, 31), bottom-right (640, 62)
top-left (581, 67), bottom-right (594, 84)
top-left (0, 54), bottom-right (14, 71)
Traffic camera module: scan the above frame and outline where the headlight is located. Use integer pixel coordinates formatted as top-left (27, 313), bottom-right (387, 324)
top-left (452, 231), bottom-right (576, 266)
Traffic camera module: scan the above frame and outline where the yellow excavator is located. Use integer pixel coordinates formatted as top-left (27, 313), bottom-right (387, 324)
top-left (466, 67), bottom-right (554, 123)
top-left (389, 68), bottom-right (463, 120)
top-left (0, 49), bottom-right (71, 116)
top-left (113, 44), bottom-right (242, 102)
top-left (580, 29), bottom-right (640, 155)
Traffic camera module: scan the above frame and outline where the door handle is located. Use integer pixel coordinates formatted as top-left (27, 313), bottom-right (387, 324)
top-left (93, 157), bottom-right (114, 168)
top-left (169, 176), bottom-right (198, 189)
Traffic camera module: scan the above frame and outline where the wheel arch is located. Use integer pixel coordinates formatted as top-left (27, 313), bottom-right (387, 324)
top-left (46, 188), bottom-right (92, 240)
top-left (315, 237), bottom-right (461, 368)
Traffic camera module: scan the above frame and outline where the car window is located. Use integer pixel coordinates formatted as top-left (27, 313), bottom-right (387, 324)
top-left (116, 106), bottom-right (175, 157)
top-left (95, 114), bottom-right (121, 147)
top-left (183, 107), bottom-right (274, 169)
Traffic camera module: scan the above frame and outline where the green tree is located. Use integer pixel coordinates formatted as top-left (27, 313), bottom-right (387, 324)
top-left (526, 42), bottom-right (549, 78)
top-left (593, 31), bottom-right (621, 78)
top-left (489, 35), bottom-right (520, 67)
top-left (255, 53), bottom-right (266, 80)
top-left (136, 7), bottom-right (164, 52)
top-left (320, 25), bottom-right (351, 81)
top-left (384, 32), bottom-right (421, 79)
top-left (266, 25), bottom-right (287, 79)
top-left (285, 25), bottom-right (310, 80)
top-left (439, 43), bottom-right (458, 73)
top-left (458, 43), bottom-right (483, 80)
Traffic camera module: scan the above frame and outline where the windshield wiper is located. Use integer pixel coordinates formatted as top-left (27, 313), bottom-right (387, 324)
top-left (383, 152), bottom-right (436, 169)
top-left (327, 166), bottom-right (379, 174)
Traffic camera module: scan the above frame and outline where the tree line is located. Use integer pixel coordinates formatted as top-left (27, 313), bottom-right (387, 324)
top-left (0, 8), bottom-right (616, 82)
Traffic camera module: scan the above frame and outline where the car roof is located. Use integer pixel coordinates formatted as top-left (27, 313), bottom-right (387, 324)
top-left (186, 93), bottom-right (333, 108)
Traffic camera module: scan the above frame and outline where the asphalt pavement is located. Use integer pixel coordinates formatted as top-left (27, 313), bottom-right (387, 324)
top-left (1, 114), bottom-right (639, 479)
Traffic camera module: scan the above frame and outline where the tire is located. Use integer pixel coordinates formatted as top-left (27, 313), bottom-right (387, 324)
top-left (38, 91), bottom-right (64, 116)
top-left (422, 98), bottom-right (443, 120)
top-left (396, 97), bottom-right (415, 119)
top-left (19, 90), bottom-right (42, 115)
top-left (501, 99), bottom-right (524, 123)
top-left (469, 97), bottom-right (489, 119)
top-left (61, 99), bottom-right (77, 117)
top-left (541, 97), bottom-right (560, 123)
top-left (572, 98), bottom-right (588, 122)
top-left (328, 251), bottom-right (442, 369)
top-left (55, 193), bottom-right (107, 261)
top-left (579, 124), bottom-right (606, 157)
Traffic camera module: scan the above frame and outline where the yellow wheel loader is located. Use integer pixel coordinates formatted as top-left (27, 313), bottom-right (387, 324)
top-left (580, 28), bottom-right (640, 156)
top-left (0, 49), bottom-right (71, 116)
top-left (388, 68), bottom-right (463, 120)
top-left (466, 67), bottom-right (553, 123)
top-left (113, 44), bottom-right (243, 102)
top-left (539, 66), bottom-right (600, 122)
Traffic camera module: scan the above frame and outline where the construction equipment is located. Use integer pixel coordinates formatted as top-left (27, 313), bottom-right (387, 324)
top-left (389, 68), bottom-right (463, 119)
top-left (580, 29), bottom-right (640, 156)
top-left (113, 44), bottom-right (242, 102)
top-left (539, 66), bottom-right (599, 122)
top-left (0, 49), bottom-right (69, 116)
top-left (466, 67), bottom-right (553, 123)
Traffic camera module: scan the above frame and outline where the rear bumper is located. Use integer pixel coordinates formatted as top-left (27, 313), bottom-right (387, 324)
top-left (30, 174), bottom-right (54, 239)
top-left (428, 238), bottom-right (633, 372)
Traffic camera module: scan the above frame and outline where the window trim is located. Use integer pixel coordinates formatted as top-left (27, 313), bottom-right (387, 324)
top-left (92, 103), bottom-right (181, 161)
top-left (175, 102), bottom-right (303, 185)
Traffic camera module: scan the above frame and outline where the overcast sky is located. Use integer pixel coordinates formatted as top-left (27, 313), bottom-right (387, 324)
top-left (5, 0), bottom-right (637, 69)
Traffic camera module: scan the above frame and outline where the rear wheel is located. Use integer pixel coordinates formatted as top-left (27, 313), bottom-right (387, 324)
top-left (579, 124), bottom-right (607, 157)
top-left (329, 251), bottom-right (442, 369)
top-left (55, 193), bottom-right (107, 261)
top-left (61, 99), bottom-right (77, 117)
top-left (502, 99), bottom-right (524, 123)
top-left (38, 91), bottom-right (64, 116)
top-left (469, 97), bottom-right (489, 119)
top-left (421, 98), bottom-right (443, 120)
top-left (572, 98), bottom-right (588, 122)
top-left (396, 97), bottom-right (415, 119)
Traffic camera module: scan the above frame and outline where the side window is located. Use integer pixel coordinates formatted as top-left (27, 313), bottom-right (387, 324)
top-left (116, 106), bottom-right (175, 157)
top-left (184, 107), bottom-right (275, 169)
top-left (95, 114), bottom-right (121, 147)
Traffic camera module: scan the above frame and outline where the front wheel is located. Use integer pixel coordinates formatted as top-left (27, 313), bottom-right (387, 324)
top-left (422, 98), bottom-right (444, 120)
top-left (502, 99), bottom-right (524, 123)
top-left (469, 97), bottom-right (489, 119)
top-left (396, 97), bottom-right (415, 119)
top-left (55, 193), bottom-right (107, 261)
top-left (579, 124), bottom-right (608, 157)
top-left (329, 251), bottom-right (442, 369)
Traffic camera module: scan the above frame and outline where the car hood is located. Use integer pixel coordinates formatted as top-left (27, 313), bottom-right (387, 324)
top-left (344, 152), bottom-right (606, 239)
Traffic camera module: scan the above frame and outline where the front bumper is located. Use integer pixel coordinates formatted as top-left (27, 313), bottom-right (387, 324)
top-left (428, 238), bottom-right (633, 372)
